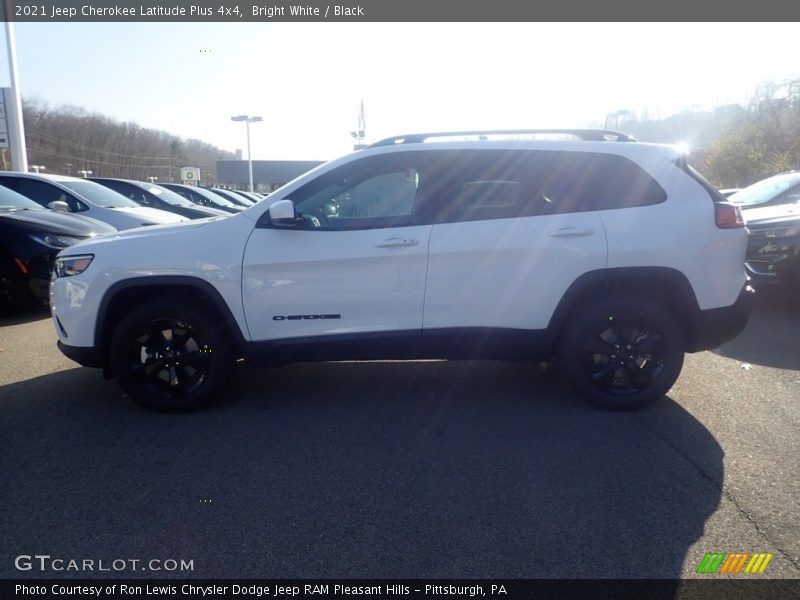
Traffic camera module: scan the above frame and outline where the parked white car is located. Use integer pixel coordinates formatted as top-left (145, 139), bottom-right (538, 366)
top-left (50, 129), bottom-right (752, 412)
top-left (0, 172), bottom-right (187, 230)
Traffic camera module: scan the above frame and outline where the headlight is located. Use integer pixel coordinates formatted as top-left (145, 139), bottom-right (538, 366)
top-left (749, 226), bottom-right (800, 239)
top-left (54, 254), bottom-right (94, 278)
top-left (29, 233), bottom-right (81, 249)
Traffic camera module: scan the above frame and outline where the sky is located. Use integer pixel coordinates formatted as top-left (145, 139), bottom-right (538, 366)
top-left (1, 22), bottom-right (799, 161)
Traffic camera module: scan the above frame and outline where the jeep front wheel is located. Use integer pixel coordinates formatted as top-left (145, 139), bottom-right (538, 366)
top-left (558, 296), bottom-right (685, 410)
top-left (109, 298), bottom-right (235, 411)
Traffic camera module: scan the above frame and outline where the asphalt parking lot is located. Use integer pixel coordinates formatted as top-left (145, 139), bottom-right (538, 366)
top-left (1, 290), bottom-right (798, 579)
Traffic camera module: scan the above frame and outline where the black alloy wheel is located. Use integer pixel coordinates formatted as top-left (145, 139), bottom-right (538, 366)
top-left (559, 296), bottom-right (684, 410)
top-left (110, 298), bottom-right (235, 411)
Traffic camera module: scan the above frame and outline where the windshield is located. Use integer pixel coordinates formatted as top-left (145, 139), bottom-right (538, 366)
top-left (188, 187), bottom-right (239, 208)
top-left (145, 185), bottom-right (195, 207)
top-left (0, 185), bottom-right (45, 210)
top-left (728, 174), bottom-right (800, 206)
top-left (60, 180), bottom-right (140, 208)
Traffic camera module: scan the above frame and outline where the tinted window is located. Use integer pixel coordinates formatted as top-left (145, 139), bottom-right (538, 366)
top-left (96, 180), bottom-right (148, 204)
top-left (287, 154), bottom-right (428, 229)
top-left (13, 178), bottom-right (88, 212)
top-left (0, 184), bottom-right (44, 210)
top-left (431, 150), bottom-right (667, 223)
top-left (175, 186), bottom-right (239, 208)
top-left (146, 185), bottom-right (194, 207)
top-left (59, 180), bottom-right (139, 208)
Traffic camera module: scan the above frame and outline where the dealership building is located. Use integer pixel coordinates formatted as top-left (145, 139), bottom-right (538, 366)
top-left (216, 160), bottom-right (324, 192)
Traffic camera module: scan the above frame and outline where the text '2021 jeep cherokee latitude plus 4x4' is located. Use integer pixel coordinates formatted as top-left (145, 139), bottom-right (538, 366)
top-left (50, 130), bottom-right (752, 411)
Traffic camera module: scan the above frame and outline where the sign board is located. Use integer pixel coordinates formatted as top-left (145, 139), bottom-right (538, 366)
top-left (180, 167), bottom-right (201, 184)
top-left (0, 90), bottom-right (9, 149)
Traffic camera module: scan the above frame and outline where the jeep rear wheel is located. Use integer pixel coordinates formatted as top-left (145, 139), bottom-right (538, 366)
top-left (110, 298), bottom-right (235, 412)
top-left (559, 296), bottom-right (684, 410)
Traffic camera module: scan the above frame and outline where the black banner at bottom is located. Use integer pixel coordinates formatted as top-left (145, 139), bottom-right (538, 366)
top-left (3, 579), bottom-right (800, 600)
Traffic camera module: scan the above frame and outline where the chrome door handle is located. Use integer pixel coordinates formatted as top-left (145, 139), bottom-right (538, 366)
top-left (374, 238), bottom-right (420, 248)
top-left (548, 227), bottom-right (594, 238)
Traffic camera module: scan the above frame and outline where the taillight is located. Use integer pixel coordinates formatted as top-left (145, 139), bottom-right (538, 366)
top-left (715, 202), bottom-right (745, 228)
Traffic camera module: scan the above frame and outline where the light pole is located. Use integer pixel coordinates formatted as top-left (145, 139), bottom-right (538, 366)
top-left (231, 115), bottom-right (262, 193)
top-left (30, 165), bottom-right (46, 173)
top-left (78, 170), bottom-right (92, 178)
top-left (65, 163), bottom-right (73, 176)
top-left (147, 176), bottom-right (158, 183)
top-left (4, 14), bottom-right (27, 172)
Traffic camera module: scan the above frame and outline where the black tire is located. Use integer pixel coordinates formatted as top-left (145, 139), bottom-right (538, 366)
top-left (0, 256), bottom-right (32, 314)
top-left (109, 297), bottom-right (235, 412)
top-left (558, 295), bottom-right (685, 410)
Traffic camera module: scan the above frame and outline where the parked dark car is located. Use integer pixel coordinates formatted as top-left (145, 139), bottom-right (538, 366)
top-left (0, 185), bottom-right (115, 311)
top-left (205, 187), bottom-right (254, 207)
top-left (728, 172), bottom-right (800, 209)
top-left (89, 178), bottom-right (230, 219)
top-left (744, 201), bottom-right (800, 288)
top-left (159, 183), bottom-right (244, 214)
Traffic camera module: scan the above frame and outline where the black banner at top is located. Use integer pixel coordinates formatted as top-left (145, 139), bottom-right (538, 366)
top-left (3, 0), bottom-right (800, 22)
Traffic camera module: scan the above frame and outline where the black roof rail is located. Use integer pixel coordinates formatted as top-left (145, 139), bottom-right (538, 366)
top-left (368, 129), bottom-right (636, 148)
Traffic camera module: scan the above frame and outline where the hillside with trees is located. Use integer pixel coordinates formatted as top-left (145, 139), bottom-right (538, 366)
top-left (11, 100), bottom-right (234, 184)
top-left (589, 79), bottom-right (800, 188)
top-left (700, 80), bottom-right (800, 188)
top-left (603, 104), bottom-right (747, 152)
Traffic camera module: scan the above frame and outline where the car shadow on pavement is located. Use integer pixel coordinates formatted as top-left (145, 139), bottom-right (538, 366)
top-left (712, 287), bottom-right (800, 370)
top-left (1, 360), bottom-right (723, 583)
top-left (0, 303), bottom-right (50, 327)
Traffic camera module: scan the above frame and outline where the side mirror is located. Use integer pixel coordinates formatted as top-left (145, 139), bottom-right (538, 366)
top-left (268, 199), bottom-right (297, 226)
top-left (48, 200), bottom-right (71, 212)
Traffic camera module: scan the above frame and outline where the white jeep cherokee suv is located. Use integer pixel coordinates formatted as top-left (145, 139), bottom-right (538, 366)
top-left (50, 130), bottom-right (752, 411)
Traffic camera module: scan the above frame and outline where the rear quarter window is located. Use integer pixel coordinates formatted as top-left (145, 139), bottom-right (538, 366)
top-left (431, 150), bottom-right (667, 223)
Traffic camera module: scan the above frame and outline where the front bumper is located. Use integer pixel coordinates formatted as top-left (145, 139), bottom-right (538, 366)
top-left (689, 284), bottom-right (754, 352)
top-left (745, 236), bottom-right (800, 284)
top-left (57, 340), bottom-right (103, 368)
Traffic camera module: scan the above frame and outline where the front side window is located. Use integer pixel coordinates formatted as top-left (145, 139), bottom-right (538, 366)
top-left (59, 180), bottom-right (139, 208)
top-left (287, 154), bottom-right (429, 230)
top-left (16, 179), bottom-right (88, 212)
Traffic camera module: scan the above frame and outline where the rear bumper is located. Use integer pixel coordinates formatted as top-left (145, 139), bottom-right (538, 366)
top-left (57, 340), bottom-right (103, 368)
top-left (689, 284), bottom-right (754, 352)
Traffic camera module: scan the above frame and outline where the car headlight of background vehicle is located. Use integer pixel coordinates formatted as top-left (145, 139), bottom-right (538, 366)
top-left (29, 233), bottom-right (82, 249)
top-left (749, 226), bottom-right (800, 239)
top-left (54, 254), bottom-right (94, 278)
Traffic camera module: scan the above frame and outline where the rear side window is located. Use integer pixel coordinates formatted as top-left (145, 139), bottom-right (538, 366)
top-left (431, 150), bottom-right (667, 223)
